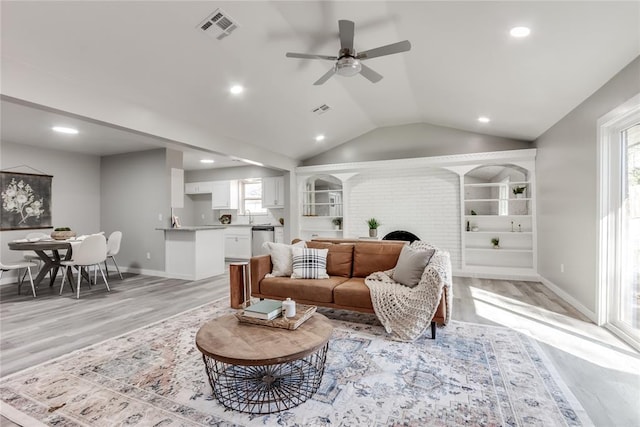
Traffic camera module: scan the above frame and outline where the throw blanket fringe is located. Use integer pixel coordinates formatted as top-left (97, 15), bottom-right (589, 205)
top-left (365, 241), bottom-right (452, 342)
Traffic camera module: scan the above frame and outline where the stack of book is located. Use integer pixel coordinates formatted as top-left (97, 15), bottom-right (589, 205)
top-left (242, 299), bottom-right (282, 320)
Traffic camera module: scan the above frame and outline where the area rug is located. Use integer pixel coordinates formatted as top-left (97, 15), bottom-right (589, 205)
top-left (0, 298), bottom-right (593, 426)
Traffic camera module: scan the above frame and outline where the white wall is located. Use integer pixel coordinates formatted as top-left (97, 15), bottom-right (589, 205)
top-left (345, 168), bottom-right (461, 268)
top-left (535, 56), bottom-right (640, 316)
top-left (100, 149), bottom-right (169, 274)
top-left (303, 122), bottom-right (532, 166)
top-left (0, 141), bottom-right (101, 282)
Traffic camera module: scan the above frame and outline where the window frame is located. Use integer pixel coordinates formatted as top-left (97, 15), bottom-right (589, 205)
top-left (238, 178), bottom-right (266, 215)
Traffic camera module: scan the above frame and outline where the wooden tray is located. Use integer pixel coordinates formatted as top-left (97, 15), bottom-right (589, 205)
top-left (236, 304), bottom-right (317, 330)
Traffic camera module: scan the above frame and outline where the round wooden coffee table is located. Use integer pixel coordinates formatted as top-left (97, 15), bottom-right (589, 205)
top-left (195, 313), bottom-right (333, 414)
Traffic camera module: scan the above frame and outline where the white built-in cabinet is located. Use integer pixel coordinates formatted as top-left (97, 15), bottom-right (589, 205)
top-left (211, 180), bottom-right (239, 209)
top-left (224, 227), bottom-right (251, 259)
top-left (460, 163), bottom-right (536, 276)
top-left (262, 176), bottom-right (285, 208)
top-left (299, 174), bottom-right (344, 240)
top-left (185, 181), bottom-right (212, 194)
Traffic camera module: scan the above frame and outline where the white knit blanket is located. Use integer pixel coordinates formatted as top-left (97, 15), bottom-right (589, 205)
top-left (364, 241), bottom-right (452, 342)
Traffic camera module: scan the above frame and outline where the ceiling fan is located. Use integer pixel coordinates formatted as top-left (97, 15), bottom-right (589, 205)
top-left (286, 19), bottom-right (411, 85)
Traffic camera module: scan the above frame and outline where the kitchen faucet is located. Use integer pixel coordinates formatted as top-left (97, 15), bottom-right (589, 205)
top-left (246, 209), bottom-right (254, 224)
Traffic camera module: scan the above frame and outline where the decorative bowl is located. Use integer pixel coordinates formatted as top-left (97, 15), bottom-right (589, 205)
top-left (51, 230), bottom-right (76, 240)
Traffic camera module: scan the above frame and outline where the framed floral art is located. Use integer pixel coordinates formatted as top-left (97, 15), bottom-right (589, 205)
top-left (0, 171), bottom-right (53, 231)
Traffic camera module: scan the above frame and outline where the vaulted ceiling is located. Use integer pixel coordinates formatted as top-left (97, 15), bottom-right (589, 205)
top-left (1, 1), bottom-right (638, 170)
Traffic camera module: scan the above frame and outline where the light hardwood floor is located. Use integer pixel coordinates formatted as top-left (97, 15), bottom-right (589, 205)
top-left (1, 272), bottom-right (638, 426)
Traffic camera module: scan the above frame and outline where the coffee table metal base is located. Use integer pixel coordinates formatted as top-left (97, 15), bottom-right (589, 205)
top-left (202, 342), bottom-right (329, 414)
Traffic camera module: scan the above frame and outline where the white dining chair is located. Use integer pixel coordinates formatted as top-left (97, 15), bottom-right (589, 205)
top-left (105, 231), bottom-right (123, 279)
top-left (22, 232), bottom-right (48, 263)
top-left (0, 259), bottom-right (38, 297)
top-left (59, 234), bottom-right (110, 299)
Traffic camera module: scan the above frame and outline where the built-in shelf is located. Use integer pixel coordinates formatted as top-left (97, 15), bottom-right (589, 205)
top-left (462, 164), bottom-right (536, 277)
top-left (466, 247), bottom-right (533, 253)
top-left (466, 231), bottom-right (532, 235)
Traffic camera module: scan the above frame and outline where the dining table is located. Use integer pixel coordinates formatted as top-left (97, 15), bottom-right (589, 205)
top-left (7, 239), bottom-right (76, 287)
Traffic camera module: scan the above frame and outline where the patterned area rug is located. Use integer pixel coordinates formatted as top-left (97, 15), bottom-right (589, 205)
top-left (0, 298), bottom-right (593, 426)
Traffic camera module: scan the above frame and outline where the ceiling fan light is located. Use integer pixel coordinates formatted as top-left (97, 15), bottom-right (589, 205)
top-left (335, 57), bottom-right (362, 77)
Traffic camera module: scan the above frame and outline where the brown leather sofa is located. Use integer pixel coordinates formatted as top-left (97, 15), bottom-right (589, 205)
top-left (250, 240), bottom-right (449, 338)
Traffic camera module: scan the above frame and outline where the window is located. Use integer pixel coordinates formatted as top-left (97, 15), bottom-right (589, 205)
top-left (239, 178), bottom-right (266, 215)
top-left (598, 93), bottom-right (640, 351)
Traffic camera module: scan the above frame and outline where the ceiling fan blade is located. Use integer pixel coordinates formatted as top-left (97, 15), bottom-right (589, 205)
top-left (359, 63), bottom-right (383, 83)
top-left (356, 40), bottom-right (411, 60)
top-left (338, 20), bottom-right (355, 51)
top-left (313, 68), bottom-right (336, 85)
top-left (286, 52), bottom-right (337, 60)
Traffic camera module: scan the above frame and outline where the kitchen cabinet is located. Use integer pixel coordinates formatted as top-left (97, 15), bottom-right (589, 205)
top-left (224, 227), bottom-right (251, 259)
top-left (159, 226), bottom-right (225, 280)
top-left (212, 180), bottom-right (239, 209)
top-left (185, 181), bottom-right (212, 195)
top-left (262, 176), bottom-right (285, 208)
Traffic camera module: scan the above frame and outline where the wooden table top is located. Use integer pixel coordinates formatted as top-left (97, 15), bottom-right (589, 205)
top-left (8, 240), bottom-right (73, 251)
top-left (195, 313), bottom-right (334, 366)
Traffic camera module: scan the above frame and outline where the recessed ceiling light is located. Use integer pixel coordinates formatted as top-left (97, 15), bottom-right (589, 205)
top-left (200, 159), bottom-right (215, 164)
top-left (52, 126), bottom-right (78, 134)
top-left (229, 85), bottom-right (244, 95)
top-left (478, 116), bottom-right (491, 123)
top-left (510, 26), bottom-right (531, 38)
top-left (315, 134), bottom-right (325, 142)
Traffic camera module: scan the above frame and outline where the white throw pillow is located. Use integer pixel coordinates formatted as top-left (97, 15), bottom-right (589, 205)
top-left (263, 241), bottom-right (306, 277)
top-left (291, 247), bottom-right (329, 279)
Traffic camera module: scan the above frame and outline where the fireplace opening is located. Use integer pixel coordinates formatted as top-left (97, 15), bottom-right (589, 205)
top-left (382, 230), bottom-right (420, 243)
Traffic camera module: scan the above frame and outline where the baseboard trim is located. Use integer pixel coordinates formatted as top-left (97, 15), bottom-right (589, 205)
top-left (538, 276), bottom-right (597, 323)
top-left (119, 266), bottom-right (168, 278)
top-left (454, 269), bottom-right (540, 282)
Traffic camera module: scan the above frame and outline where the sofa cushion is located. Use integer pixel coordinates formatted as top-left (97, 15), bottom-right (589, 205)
top-left (352, 242), bottom-right (405, 277)
top-left (259, 276), bottom-right (348, 303)
top-left (263, 241), bottom-right (305, 277)
top-left (291, 247), bottom-right (329, 279)
top-left (392, 244), bottom-right (435, 288)
top-left (306, 242), bottom-right (354, 277)
top-left (333, 278), bottom-right (373, 310)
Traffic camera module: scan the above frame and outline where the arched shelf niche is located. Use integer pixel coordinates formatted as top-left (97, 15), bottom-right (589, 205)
top-left (461, 163), bottom-right (536, 275)
top-left (464, 164), bottom-right (531, 216)
top-left (299, 174), bottom-right (344, 240)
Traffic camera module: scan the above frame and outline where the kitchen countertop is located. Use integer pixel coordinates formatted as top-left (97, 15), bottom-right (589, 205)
top-left (213, 224), bottom-right (283, 227)
top-left (156, 226), bottom-right (227, 231)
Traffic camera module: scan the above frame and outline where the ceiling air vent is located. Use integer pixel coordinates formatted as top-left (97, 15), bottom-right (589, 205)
top-left (198, 8), bottom-right (239, 40)
top-left (312, 104), bottom-right (331, 115)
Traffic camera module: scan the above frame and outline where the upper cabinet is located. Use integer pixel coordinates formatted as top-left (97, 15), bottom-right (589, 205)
top-left (211, 180), bottom-right (238, 209)
top-left (262, 176), bottom-right (285, 208)
top-left (185, 181), bottom-right (212, 195)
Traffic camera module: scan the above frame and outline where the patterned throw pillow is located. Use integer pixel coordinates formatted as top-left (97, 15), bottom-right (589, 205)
top-left (291, 247), bottom-right (329, 279)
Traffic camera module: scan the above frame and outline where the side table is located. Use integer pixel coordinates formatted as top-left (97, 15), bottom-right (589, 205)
top-left (195, 313), bottom-right (333, 414)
